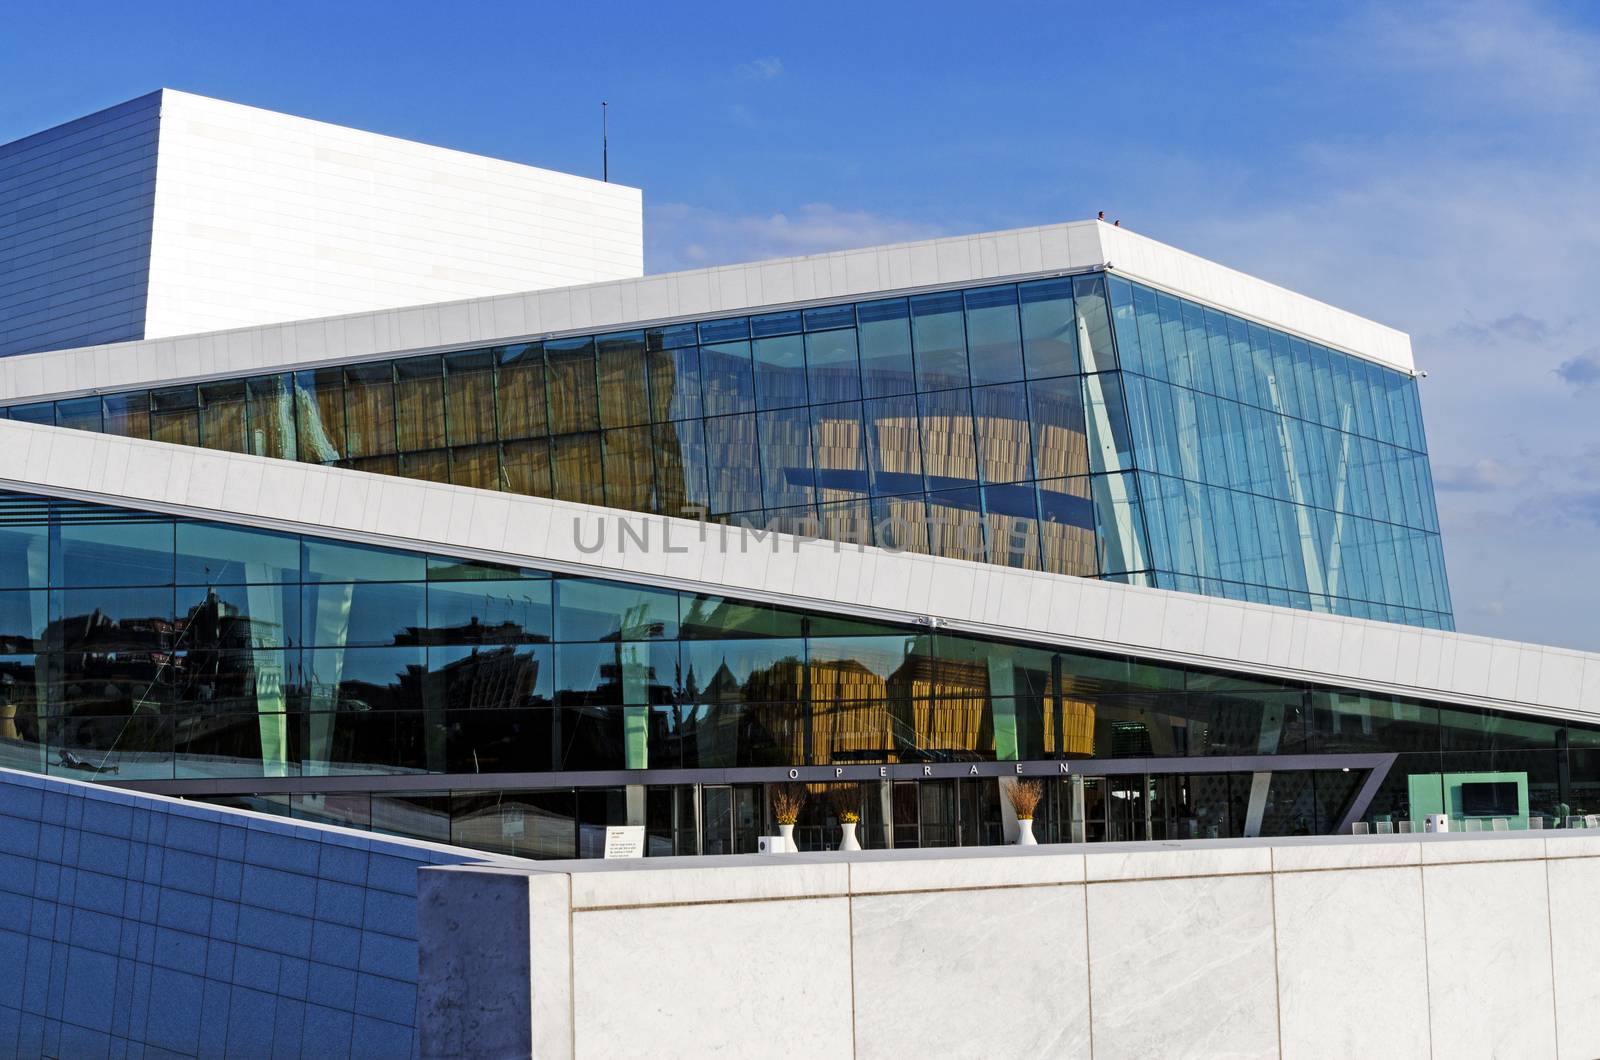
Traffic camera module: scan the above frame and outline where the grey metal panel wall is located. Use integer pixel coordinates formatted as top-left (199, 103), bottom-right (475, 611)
top-left (0, 92), bottom-right (161, 358)
top-left (0, 768), bottom-right (486, 1058)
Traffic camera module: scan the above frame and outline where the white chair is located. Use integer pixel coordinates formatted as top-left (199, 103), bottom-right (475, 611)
top-left (1351, 822), bottom-right (1369, 835)
top-left (1375, 821), bottom-right (1394, 834)
top-left (1566, 816), bottom-right (1584, 829)
top-left (1530, 817), bottom-right (1544, 830)
top-left (1465, 819), bottom-right (1483, 832)
top-left (1398, 821), bottom-right (1414, 834)
top-left (1587, 815), bottom-right (1599, 829)
top-left (1491, 818), bottom-right (1509, 831)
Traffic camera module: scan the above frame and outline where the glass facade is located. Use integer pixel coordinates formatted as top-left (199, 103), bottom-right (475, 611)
top-left (0, 270), bottom-right (1450, 627)
top-left (1107, 277), bottom-right (1451, 628)
top-left (0, 489), bottom-right (1573, 860)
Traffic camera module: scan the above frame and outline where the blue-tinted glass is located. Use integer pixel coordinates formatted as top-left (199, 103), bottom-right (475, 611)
top-left (305, 580), bottom-right (425, 646)
top-left (1091, 472), bottom-right (1148, 574)
top-left (804, 328), bottom-right (861, 404)
top-left (803, 304), bottom-right (856, 331)
top-left (752, 334), bottom-right (807, 409)
top-left (700, 341), bottom-right (756, 416)
top-left (301, 539), bottom-right (426, 583)
top-left (1027, 376), bottom-right (1087, 480)
top-left (1133, 285), bottom-right (1167, 382)
top-left (647, 344), bottom-right (702, 422)
top-left (926, 487), bottom-right (985, 562)
top-left (1021, 278), bottom-right (1080, 378)
top-left (1083, 373), bottom-right (1134, 474)
top-left (1156, 293), bottom-right (1189, 386)
top-left (176, 522), bottom-right (300, 585)
top-left (426, 579), bottom-right (552, 643)
top-left (751, 310), bottom-right (802, 338)
top-left (982, 483), bottom-right (1040, 570)
top-left (1226, 318), bottom-right (1258, 407)
top-left (54, 520), bottom-right (173, 587)
top-left (654, 419), bottom-right (712, 518)
top-left (703, 413), bottom-right (762, 514)
top-left (811, 402), bottom-right (870, 500)
top-left (971, 383), bottom-right (1032, 484)
top-left (1268, 333), bottom-right (1301, 419)
top-left (856, 298), bottom-right (915, 397)
top-left (9, 403), bottom-right (53, 426)
top-left (55, 397), bottom-right (102, 433)
top-left (1106, 277), bottom-right (1142, 377)
top-left (964, 285), bottom-right (1024, 384)
top-left (910, 292), bottom-right (969, 391)
top-left (1310, 346), bottom-right (1338, 427)
top-left (647, 322), bottom-right (698, 351)
top-left (556, 578), bottom-right (678, 641)
top-left (698, 317), bottom-right (749, 344)
top-left (1203, 310), bottom-right (1237, 401)
top-left (917, 389), bottom-right (978, 491)
top-left (1072, 274), bottom-right (1117, 373)
top-left (757, 407), bottom-right (815, 509)
top-left (864, 395), bottom-right (923, 496)
top-left (1182, 302), bottom-right (1213, 394)
top-left (0, 520), bottom-right (49, 590)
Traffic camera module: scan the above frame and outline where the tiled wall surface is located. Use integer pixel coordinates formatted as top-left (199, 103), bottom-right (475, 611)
top-left (0, 93), bottom-right (160, 358)
top-left (422, 832), bottom-right (1600, 1059)
top-left (0, 768), bottom-right (487, 1058)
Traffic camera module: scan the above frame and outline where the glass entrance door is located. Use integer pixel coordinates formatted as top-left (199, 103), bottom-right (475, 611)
top-left (1107, 775), bottom-right (1149, 842)
top-left (701, 785), bottom-right (759, 855)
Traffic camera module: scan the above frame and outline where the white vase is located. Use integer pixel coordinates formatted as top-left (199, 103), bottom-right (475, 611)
top-left (1016, 818), bottom-right (1037, 846)
top-left (839, 821), bottom-right (861, 851)
top-left (778, 822), bottom-right (796, 852)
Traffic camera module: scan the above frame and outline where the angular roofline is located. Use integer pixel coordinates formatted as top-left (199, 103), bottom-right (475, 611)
top-left (0, 220), bottom-right (1413, 405)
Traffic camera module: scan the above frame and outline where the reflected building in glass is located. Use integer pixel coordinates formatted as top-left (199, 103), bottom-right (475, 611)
top-left (9, 95), bottom-right (1586, 863)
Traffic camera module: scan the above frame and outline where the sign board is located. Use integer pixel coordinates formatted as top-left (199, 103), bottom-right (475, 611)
top-left (603, 825), bottom-right (645, 859)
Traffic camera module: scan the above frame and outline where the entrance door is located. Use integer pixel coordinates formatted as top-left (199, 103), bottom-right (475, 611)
top-left (1107, 775), bottom-right (1149, 842)
top-left (701, 785), bottom-right (760, 855)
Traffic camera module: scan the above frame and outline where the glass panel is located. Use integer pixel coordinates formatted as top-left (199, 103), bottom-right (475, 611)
top-left (427, 579), bottom-right (552, 644)
top-left (301, 538), bottom-right (425, 583)
top-left (1028, 376), bottom-right (1088, 478)
top-left (752, 333), bottom-right (808, 409)
top-left (964, 284), bottom-right (1024, 384)
top-left (502, 438), bottom-right (553, 497)
top-left (450, 443), bottom-right (501, 491)
top-left (496, 343), bottom-right (549, 441)
top-left (295, 368), bottom-right (346, 462)
top-left (555, 579), bottom-right (679, 641)
top-left (910, 291), bottom-right (969, 391)
top-left (983, 483), bottom-right (1040, 569)
top-left (399, 449), bottom-right (450, 484)
top-left (150, 386), bottom-right (199, 447)
top-left (704, 414), bottom-right (762, 515)
top-left (865, 395), bottom-right (924, 497)
top-left (551, 433), bottom-right (604, 507)
top-left (1072, 274), bottom-right (1117, 372)
top-left (857, 298), bottom-right (915, 398)
top-left (918, 390), bottom-right (978, 491)
top-left (244, 374), bottom-right (296, 460)
top-left (597, 331), bottom-right (650, 429)
top-left (546, 338), bottom-right (600, 435)
top-left (810, 402), bottom-right (870, 502)
top-left (758, 407), bottom-right (814, 509)
top-left (1020, 278), bottom-right (1079, 378)
top-left (602, 426), bottom-right (657, 513)
top-left (1039, 477), bottom-right (1098, 575)
top-left (971, 383), bottom-right (1032, 484)
top-left (176, 522), bottom-right (300, 585)
top-left (700, 340), bottom-right (756, 416)
top-left (647, 344), bottom-right (702, 422)
top-left (54, 520), bottom-right (173, 587)
top-left (652, 420), bottom-right (711, 518)
top-left (395, 356), bottom-right (446, 452)
top-left (9, 403), bottom-right (53, 426)
top-left (444, 349), bottom-right (498, 446)
top-left (102, 393), bottom-right (151, 440)
top-left (926, 488), bottom-right (985, 562)
top-left (55, 397), bottom-right (102, 433)
top-left (343, 362), bottom-right (397, 458)
top-left (804, 328), bottom-right (861, 404)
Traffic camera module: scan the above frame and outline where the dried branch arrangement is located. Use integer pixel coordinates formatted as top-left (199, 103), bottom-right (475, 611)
top-left (1007, 780), bottom-right (1043, 820)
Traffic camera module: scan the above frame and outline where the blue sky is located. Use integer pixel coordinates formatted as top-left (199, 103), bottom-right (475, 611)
top-left (5, 1), bottom-right (1599, 648)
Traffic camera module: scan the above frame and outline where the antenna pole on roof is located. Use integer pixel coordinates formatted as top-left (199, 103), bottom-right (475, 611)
top-left (602, 101), bottom-right (608, 182)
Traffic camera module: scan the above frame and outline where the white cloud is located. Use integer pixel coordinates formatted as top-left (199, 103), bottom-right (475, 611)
top-left (646, 202), bottom-right (946, 272)
top-left (736, 57), bottom-right (784, 81)
top-left (1433, 458), bottom-right (1539, 492)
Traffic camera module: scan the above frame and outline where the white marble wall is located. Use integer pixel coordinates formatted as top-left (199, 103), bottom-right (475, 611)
top-left (418, 832), bottom-right (1600, 1058)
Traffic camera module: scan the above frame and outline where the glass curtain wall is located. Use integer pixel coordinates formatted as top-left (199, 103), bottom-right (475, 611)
top-left (0, 489), bottom-right (1577, 849)
top-left (3, 279), bottom-right (1131, 581)
top-left (1106, 277), bottom-right (1452, 628)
